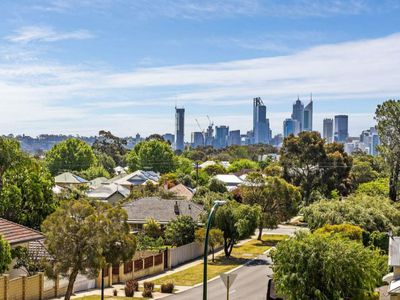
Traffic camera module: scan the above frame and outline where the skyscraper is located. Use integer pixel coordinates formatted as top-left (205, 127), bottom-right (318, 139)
top-left (283, 118), bottom-right (300, 137)
top-left (323, 118), bottom-right (333, 143)
top-left (215, 126), bottom-right (229, 149)
top-left (253, 97), bottom-right (270, 144)
top-left (175, 107), bottom-right (185, 151)
top-left (228, 130), bottom-right (241, 146)
top-left (303, 97), bottom-right (313, 131)
top-left (292, 97), bottom-right (304, 131)
top-left (191, 132), bottom-right (204, 148)
top-left (334, 115), bottom-right (349, 143)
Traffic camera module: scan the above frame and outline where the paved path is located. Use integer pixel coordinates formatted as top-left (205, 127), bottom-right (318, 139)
top-left (164, 253), bottom-right (272, 300)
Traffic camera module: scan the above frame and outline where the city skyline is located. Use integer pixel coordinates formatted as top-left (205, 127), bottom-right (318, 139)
top-left (0, 1), bottom-right (399, 136)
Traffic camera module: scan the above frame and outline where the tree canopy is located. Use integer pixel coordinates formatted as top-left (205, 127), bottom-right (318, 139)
top-left (0, 235), bottom-right (12, 274)
top-left (45, 138), bottom-right (96, 175)
top-left (92, 130), bottom-right (127, 167)
top-left (271, 231), bottom-right (387, 300)
top-left (164, 215), bottom-right (197, 246)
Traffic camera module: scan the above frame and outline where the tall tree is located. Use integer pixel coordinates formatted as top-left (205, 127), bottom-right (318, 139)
top-left (242, 173), bottom-right (301, 240)
top-left (0, 235), bottom-right (12, 274)
top-left (0, 137), bottom-right (23, 192)
top-left (0, 158), bottom-right (56, 229)
top-left (42, 200), bottom-right (136, 300)
top-left (45, 138), bottom-right (96, 175)
top-left (375, 99), bottom-right (400, 201)
top-left (215, 201), bottom-right (260, 257)
top-left (164, 215), bottom-right (197, 247)
top-left (271, 232), bottom-right (387, 300)
top-left (126, 140), bottom-right (176, 174)
top-left (92, 130), bottom-right (127, 167)
top-left (195, 228), bottom-right (223, 262)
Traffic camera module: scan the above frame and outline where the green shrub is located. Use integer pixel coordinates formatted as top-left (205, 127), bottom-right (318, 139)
top-left (142, 288), bottom-right (153, 298)
top-left (143, 281), bottom-right (155, 291)
top-left (124, 279), bottom-right (137, 297)
top-left (161, 282), bottom-right (175, 293)
top-left (314, 224), bottom-right (363, 241)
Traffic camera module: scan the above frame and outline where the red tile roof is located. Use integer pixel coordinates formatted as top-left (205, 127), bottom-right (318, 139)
top-left (0, 218), bottom-right (44, 245)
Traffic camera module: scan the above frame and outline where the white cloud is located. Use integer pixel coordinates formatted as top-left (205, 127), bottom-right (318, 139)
top-left (0, 33), bottom-right (399, 136)
top-left (5, 26), bottom-right (94, 43)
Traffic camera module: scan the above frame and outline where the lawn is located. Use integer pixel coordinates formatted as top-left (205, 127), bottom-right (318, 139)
top-left (154, 234), bottom-right (287, 286)
top-left (73, 297), bottom-right (147, 300)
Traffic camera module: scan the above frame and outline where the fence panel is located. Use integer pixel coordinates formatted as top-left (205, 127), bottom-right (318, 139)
top-left (169, 242), bottom-right (204, 268)
top-left (8, 278), bottom-right (23, 300)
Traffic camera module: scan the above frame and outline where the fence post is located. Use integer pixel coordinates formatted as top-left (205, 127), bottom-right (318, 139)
top-left (54, 274), bottom-right (59, 297)
top-left (119, 263), bottom-right (124, 283)
top-left (108, 265), bottom-right (112, 287)
top-left (3, 274), bottom-right (9, 300)
top-left (38, 272), bottom-right (44, 300)
top-left (22, 275), bottom-right (27, 300)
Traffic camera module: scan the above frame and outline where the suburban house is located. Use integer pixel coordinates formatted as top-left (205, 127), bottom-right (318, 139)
top-left (111, 170), bottom-right (160, 189)
top-left (54, 172), bottom-right (88, 188)
top-left (89, 177), bottom-right (109, 189)
top-left (114, 166), bottom-right (128, 175)
top-left (168, 184), bottom-right (194, 200)
top-left (384, 236), bottom-right (400, 299)
top-left (87, 183), bottom-right (130, 203)
top-left (214, 174), bottom-right (243, 191)
top-left (0, 218), bottom-right (44, 278)
top-left (122, 197), bottom-right (204, 231)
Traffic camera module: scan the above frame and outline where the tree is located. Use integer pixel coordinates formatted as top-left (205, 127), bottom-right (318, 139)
top-left (126, 140), bottom-right (176, 174)
top-left (203, 164), bottom-right (226, 176)
top-left (350, 159), bottom-right (379, 187)
top-left (375, 100), bottom-right (400, 201)
top-left (215, 201), bottom-right (260, 257)
top-left (79, 165), bottom-right (110, 180)
top-left (314, 224), bottom-right (363, 241)
top-left (227, 159), bottom-right (258, 173)
top-left (175, 157), bottom-right (194, 175)
top-left (42, 200), bottom-right (136, 300)
top-left (280, 132), bottom-right (351, 204)
top-left (356, 177), bottom-right (389, 197)
top-left (271, 232), bottom-right (387, 300)
top-left (208, 178), bottom-right (227, 193)
top-left (242, 173), bottom-right (300, 240)
top-left (0, 158), bottom-right (56, 229)
top-left (95, 152), bottom-right (116, 174)
top-left (0, 137), bottom-right (23, 192)
top-left (143, 218), bottom-right (162, 239)
top-left (92, 130), bottom-right (127, 167)
top-left (11, 246), bottom-right (44, 276)
top-left (302, 194), bottom-right (400, 232)
top-left (0, 235), bottom-right (12, 274)
top-left (164, 215), bottom-right (197, 246)
top-left (195, 228), bottom-right (223, 262)
top-left (45, 138), bottom-right (96, 175)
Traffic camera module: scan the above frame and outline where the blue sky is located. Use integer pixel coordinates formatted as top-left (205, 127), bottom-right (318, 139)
top-left (0, 0), bottom-right (400, 138)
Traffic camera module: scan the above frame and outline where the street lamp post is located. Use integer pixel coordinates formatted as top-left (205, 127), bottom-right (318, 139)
top-left (203, 200), bottom-right (226, 300)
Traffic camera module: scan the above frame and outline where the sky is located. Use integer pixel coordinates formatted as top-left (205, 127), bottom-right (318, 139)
top-left (0, 0), bottom-right (400, 139)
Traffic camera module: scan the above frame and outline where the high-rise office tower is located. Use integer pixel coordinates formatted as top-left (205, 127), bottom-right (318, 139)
top-left (292, 97), bottom-right (304, 131)
top-left (283, 118), bottom-right (300, 137)
top-left (191, 132), bottom-right (204, 148)
top-left (215, 126), bottom-right (229, 149)
top-left (162, 133), bottom-right (175, 146)
top-left (228, 130), bottom-right (241, 146)
top-left (334, 115), bottom-right (349, 143)
top-left (253, 97), bottom-right (270, 144)
top-left (323, 118), bottom-right (333, 143)
top-left (175, 107), bottom-right (185, 151)
top-left (303, 96), bottom-right (313, 131)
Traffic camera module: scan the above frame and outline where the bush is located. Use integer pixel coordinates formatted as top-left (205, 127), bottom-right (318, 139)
top-left (113, 289), bottom-right (118, 296)
top-left (142, 288), bottom-right (153, 298)
top-left (143, 281), bottom-right (155, 291)
top-left (208, 178), bottom-right (227, 193)
top-left (161, 282), bottom-right (175, 293)
top-left (164, 215), bottom-right (196, 246)
top-left (314, 224), bottom-right (363, 241)
top-left (362, 231), bottom-right (389, 254)
top-left (125, 279), bottom-right (138, 296)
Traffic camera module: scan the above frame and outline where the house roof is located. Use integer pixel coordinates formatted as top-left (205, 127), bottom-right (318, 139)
top-left (0, 218), bottom-right (44, 245)
top-left (199, 161), bottom-right (216, 169)
top-left (87, 183), bottom-right (130, 200)
top-left (113, 170), bottom-right (160, 186)
top-left (214, 174), bottom-right (243, 185)
top-left (169, 184), bottom-right (194, 200)
top-left (89, 177), bottom-right (109, 189)
top-left (389, 237), bottom-right (400, 266)
top-left (122, 197), bottom-right (204, 224)
top-left (389, 279), bottom-right (400, 294)
top-left (54, 172), bottom-right (88, 184)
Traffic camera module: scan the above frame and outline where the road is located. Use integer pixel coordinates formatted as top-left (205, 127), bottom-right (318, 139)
top-left (165, 254), bottom-right (272, 300)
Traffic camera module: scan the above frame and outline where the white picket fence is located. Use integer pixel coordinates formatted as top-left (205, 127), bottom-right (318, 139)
top-left (169, 242), bottom-right (204, 268)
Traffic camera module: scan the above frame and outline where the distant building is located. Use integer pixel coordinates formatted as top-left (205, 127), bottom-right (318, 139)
top-left (228, 130), bottom-right (241, 146)
top-left (175, 107), bottom-right (185, 151)
top-left (323, 118), bottom-right (334, 143)
top-left (271, 134), bottom-right (283, 147)
top-left (191, 131), bottom-right (204, 148)
top-left (334, 115), bottom-right (349, 143)
top-left (215, 126), bottom-right (229, 149)
top-left (54, 172), bottom-right (88, 188)
top-left (292, 97), bottom-right (304, 131)
top-left (253, 97), bottom-right (270, 144)
top-left (162, 133), bottom-right (175, 146)
top-left (371, 133), bottom-right (380, 156)
top-left (360, 127), bottom-right (380, 155)
top-left (204, 123), bottom-right (214, 146)
top-left (283, 118), bottom-right (300, 137)
top-left (303, 98), bottom-right (313, 131)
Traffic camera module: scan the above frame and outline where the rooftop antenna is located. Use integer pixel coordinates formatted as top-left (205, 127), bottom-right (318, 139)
top-left (310, 92), bottom-right (313, 102)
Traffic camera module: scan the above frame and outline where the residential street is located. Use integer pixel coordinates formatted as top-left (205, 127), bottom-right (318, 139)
top-left (165, 253), bottom-right (272, 300)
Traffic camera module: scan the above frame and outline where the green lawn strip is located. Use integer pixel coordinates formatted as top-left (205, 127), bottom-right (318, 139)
top-left (154, 234), bottom-right (286, 286)
top-left (73, 296), bottom-right (147, 300)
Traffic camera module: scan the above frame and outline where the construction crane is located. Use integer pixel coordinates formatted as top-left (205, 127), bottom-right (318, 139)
top-left (195, 118), bottom-right (205, 134)
top-left (207, 115), bottom-right (214, 127)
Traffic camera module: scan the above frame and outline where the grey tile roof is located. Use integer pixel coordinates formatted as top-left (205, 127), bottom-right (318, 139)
top-left (122, 197), bottom-right (204, 224)
top-left (54, 172), bottom-right (88, 184)
top-left (87, 183), bottom-right (130, 200)
top-left (389, 237), bottom-right (400, 266)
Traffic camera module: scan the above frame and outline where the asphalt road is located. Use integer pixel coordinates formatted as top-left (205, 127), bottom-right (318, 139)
top-left (165, 254), bottom-right (272, 300)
